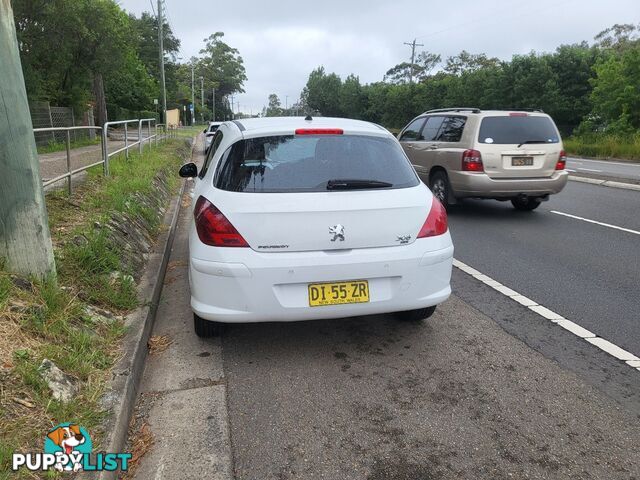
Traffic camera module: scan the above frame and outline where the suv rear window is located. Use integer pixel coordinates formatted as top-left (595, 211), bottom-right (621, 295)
top-left (478, 116), bottom-right (559, 144)
top-left (214, 135), bottom-right (419, 193)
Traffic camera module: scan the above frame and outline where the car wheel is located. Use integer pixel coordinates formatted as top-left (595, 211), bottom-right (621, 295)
top-left (193, 313), bottom-right (224, 337)
top-left (429, 171), bottom-right (450, 208)
top-left (396, 306), bottom-right (436, 322)
top-left (511, 196), bottom-right (541, 211)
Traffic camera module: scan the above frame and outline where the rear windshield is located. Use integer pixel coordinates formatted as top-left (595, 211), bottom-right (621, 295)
top-left (214, 135), bottom-right (419, 193)
top-left (478, 116), bottom-right (559, 144)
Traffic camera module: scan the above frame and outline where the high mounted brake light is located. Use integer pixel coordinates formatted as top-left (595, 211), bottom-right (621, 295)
top-left (194, 196), bottom-right (248, 247)
top-left (509, 112), bottom-right (528, 117)
top-left (295, 128), bottom-right (344, 135)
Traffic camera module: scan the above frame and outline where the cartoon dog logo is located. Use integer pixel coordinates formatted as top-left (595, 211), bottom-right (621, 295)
top-left (45, 424), bottom-right (89, 472)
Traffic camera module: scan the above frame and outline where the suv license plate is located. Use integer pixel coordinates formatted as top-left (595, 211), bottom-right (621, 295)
top-left (512, 156), bottom-right (534, 166)
top-left (308, 280), bottom-right (370, 307)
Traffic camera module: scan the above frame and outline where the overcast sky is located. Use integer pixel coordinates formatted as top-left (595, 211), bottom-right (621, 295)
top-left (117, 0), bottom-right (638, 114)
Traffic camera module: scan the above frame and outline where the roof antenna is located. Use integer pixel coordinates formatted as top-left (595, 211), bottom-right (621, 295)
top-left (304, 114), bottom-right (313, 121)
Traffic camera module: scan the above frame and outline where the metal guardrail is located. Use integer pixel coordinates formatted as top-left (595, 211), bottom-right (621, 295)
top-left (35, 119), bottom-right (169, 195)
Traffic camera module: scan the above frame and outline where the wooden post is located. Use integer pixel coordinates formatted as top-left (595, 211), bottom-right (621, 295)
top-left (0, 0), bottom-right (56, 278)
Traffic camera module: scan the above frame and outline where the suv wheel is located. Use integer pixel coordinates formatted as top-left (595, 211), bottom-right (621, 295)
top-left (194, 313), bottom-right (224, 337)
top-left (396, 306), bottom-right (436, 322)
top-left (429, 171), bottom-right (450, 208)
top-left (511, 196), bottom-right (541, 211)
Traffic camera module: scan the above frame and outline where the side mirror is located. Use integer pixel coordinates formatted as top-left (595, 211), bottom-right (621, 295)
top-left (179, 162), bottom-right (198, 178)
top-left (203, 128), bottom-right (207, 133)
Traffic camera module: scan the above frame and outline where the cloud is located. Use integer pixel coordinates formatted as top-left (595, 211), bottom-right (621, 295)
top-left (118, 0), bottom-right (638, 113)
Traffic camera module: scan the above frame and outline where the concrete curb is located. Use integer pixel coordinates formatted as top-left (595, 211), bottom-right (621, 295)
top-left (95, 180), bottom-right (185, 480)
top-left (569, 175), bottom-right (640, 192)
top-left (95, 139), bottom-right (194, 480)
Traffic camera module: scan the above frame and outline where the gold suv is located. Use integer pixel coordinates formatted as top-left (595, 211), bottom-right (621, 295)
top-left (398, 108), bottom-right (568, 210)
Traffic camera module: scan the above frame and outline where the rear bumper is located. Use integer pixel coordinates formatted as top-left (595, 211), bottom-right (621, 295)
top-left (449, 170), bottom-right (568, 198)
top-left (189, 234), bottom-right (454, 323)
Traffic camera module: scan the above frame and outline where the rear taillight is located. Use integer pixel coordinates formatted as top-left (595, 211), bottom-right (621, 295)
top-left (194, 196), bottom-right (248, 247)
top-left (462, 149), bottom-right (483, 172)
top-left (418, 196), bottom-right (448, 238)
top-left (556, 150), bottom-right (567, 170)
top-left (295, 128), bottom-right (343, 135)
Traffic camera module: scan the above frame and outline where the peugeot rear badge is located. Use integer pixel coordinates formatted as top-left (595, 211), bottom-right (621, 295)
top-left (329, 224), bottom-right (345, 242)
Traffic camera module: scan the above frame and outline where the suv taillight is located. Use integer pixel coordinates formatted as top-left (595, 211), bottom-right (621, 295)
top-left (462, 149), bottom-right (483, 172)
top-left (194, 196), bottom-right (248, 247)
top-left (556, 150), bottom-right (567, 170)
top-left (417, 196), bottom-right (448, 238)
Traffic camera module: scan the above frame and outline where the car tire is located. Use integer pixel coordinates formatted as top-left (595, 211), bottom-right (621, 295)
top-left (193, 313), bottom-right (224, 337)
top-left (429, 171), bottom-right (450, 209)
top-left (396, 306), bottom-right (436, 322)
top-left (511, 197), bottom-right (541, 211)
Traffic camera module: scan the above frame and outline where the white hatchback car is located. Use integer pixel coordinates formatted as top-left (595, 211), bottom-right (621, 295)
top-left (179, 117), bottom-right (454, 337)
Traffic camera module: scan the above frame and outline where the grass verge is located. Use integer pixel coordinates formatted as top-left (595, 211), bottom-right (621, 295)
top-left (564, 133), bottom-right (640, 162)
top-left (0, 138), bottom-right (188, 478)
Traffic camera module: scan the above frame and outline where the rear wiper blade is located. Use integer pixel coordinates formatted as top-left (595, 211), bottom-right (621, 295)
top-left (326, 179), bottom-right (393, 190)
top-left (517, 139), bottom-right (548, 147)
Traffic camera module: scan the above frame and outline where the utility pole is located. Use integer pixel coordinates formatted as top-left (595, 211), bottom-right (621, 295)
top-left (212, 87), bottom-right (215, 121)
top-left (403, 38), bottom-right (424, 84)
top-left (191, 63), bottom-right (195, 126)
top-left (200, 77), bottom-right (204, 109)
top-left (0, 1), bottom-right (56, 278)
top-left (157, 0), bottom-right (167, 124)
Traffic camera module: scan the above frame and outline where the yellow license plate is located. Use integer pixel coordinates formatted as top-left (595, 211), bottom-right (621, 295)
top-left (308, 280), bottom-right (370, 307)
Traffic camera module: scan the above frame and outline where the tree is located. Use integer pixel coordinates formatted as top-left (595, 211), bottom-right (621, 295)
top-left (593, 23), bottom-right (640, 52)
top-left (265, 94), bottom-right (283, 117)
top-left (340, 75), bottom-right (365, 119)
top-left (303, 67), bottom-right (343, 117)
top-left (384, 51), bottom-right (441, 84)
top-left (590, 45), bottom-right (640, 132)
top-left (444, 50), bottom-right (499, 75)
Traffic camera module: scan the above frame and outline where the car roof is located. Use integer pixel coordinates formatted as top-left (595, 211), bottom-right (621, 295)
top-left (225, 116), bottom-right (391, 138)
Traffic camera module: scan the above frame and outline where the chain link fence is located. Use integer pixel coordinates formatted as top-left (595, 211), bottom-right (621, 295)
top-left (30, 101), bottom-right (95, 147)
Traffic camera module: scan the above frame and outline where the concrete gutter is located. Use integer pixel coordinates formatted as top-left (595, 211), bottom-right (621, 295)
top-left (569, 175), bottom-right (640, 192)
top-left (94, 142), bottom-right (193, 480)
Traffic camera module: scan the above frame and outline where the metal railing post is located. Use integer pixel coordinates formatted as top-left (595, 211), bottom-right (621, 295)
top-left (138, 120), bottom-right (143, 155)
top-left (148, 121), bottom-right (152, 151)
top-left (65, 129), bottom-right (72, 195)
top-left (102, 124), bottom-right (109, 176)
top-left (124, 123), bottom-right (129, 160)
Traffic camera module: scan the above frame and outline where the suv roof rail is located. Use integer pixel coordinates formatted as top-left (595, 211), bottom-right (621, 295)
top-left (424, 107), bottom-right (481, 114)
top-left (507, 108), bottom-right (545, 113)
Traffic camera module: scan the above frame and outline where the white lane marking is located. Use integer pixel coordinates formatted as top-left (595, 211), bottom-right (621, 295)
top-left (585, 338), bottom-right (640, 362)
top-left (577, 167), bottom-right (602, 172)
top-left (453, 259), bottom-right (640, 370)
top-left (550, 210), bottom-right (640, 236)
top-left (568, 157), bottom-right (640, 168)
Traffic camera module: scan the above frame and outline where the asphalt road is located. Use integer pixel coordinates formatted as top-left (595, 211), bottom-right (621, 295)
top-left (567, 157), bottom-right (640, 182)
top-left (448, 181), bottom-right (640, 358)
top-left (133, 136), bottom-right (640, 479)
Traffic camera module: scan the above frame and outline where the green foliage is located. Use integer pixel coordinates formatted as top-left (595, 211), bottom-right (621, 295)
top-left (301, 31), bottom-right (638, 140)
top-left (564, 133), bottom-right (640, 161)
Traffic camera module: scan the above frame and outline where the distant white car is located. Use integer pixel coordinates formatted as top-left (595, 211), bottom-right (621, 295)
top-left (203, 121), bottom-right (222, 153)
top-left (179, 116), bottom-right (454, 337)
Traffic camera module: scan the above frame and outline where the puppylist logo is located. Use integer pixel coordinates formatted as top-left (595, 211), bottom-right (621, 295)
top-left (12, 422), bottom-right (131, 473)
